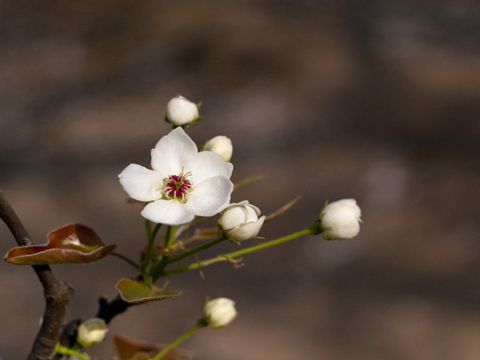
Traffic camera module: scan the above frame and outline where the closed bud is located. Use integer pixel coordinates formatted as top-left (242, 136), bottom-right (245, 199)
top-left (165, 95), bottom-right (200, 126)
top-left (203, 135), bottom-right (233, 161)
top-left (77, 318), bottom-right (108, 348)
top-left (218, 201), bottom-right (265, 242)
top-left (319, 199), bottom-right (361, 240)
top-left (203, 297), bottom-right (237, 329)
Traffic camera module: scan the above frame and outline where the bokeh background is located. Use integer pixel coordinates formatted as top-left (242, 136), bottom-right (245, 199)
top-left (1, 1), bottom-right (479, 359)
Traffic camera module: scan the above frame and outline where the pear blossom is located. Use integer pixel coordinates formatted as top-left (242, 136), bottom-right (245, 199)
top-left (203, 297), bottom-right (237, 328)
top-left (77, 318), bottom-right (108, 347)
top-left (165, 95), bottom-right (200, 126)
top-left (203, 135), bottom-right (233, 162)
top-left (218, 201), bottom-right (265, 242)
top-left (119, 127), bottom-right (233, 225)
top-left (319, 199), bottom-right (361, 240)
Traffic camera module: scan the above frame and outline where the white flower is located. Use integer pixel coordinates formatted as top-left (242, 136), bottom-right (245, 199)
top-left (165, 95), bottom-right (200, 126)
top-left (203, 136), bottom-right (233, 162)
top-left (203, 297), bottom-right (237, 328)
top-left (218, 201), bottom-right (265, 242)
top-left (119, 127), bottom-right (233, 225)
top-left (77, 318), bottom-right (108, 347)
top-left (319, 199), bottom-right (361, 240)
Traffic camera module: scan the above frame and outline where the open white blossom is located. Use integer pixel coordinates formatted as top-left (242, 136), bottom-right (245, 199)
top-left (77, 318), bottom-right (108, 348)
top-left (203, 297), bottom-right (237, 328)
top-left (218, 201), bottom-right (265, 242)
top-left (165, 95), bottom-right (200, 126)
top-left (203, 135), bottom-right (233, 162)
top-left (319, 199), bottom-right (361, 240)
top-left (118, 127), bottom-right (233, 225)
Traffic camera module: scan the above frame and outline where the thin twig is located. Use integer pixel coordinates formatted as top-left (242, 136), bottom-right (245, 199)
top-left (110, 251), bottom-right (141, 270)
top-left (0, 192), bottom-right (73, 360)
top-left (265, 195), bottom-right (302, 222)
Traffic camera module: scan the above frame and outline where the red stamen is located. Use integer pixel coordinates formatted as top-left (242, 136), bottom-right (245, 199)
top-left (162, 173), bottom-right (193, 201)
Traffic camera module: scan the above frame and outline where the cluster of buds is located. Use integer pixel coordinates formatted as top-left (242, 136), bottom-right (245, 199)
top-left (114, 94), bottom-right (363, 360)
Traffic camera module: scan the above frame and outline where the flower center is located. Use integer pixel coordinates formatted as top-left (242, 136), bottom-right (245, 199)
top-left (162, 172), bottom-right (192, 202)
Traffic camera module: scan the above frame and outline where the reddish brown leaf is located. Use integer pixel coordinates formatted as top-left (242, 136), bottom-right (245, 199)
top-left (114, 335), bottom-right (189, 360)
top-left (4, 224), bottom-right (115, 265)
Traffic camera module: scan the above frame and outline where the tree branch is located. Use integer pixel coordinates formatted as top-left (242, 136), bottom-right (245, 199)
top-left (0, 192), bottom-right (73, 360)
top-left (56, 289), bottom-right (134, 353)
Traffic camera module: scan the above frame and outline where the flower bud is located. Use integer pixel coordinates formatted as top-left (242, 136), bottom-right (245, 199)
top-left (77, 318), bottom-right (108, 347)
top-left (319, 199), bottom-right (361, 240)
top-left (218, 201), bottom-right (265, 242)
top-left (203, 135), bottom-right (233, 162)
top-left (203, 297), bottom-right (237, 328)
top-left (165, 95), bottom-right (200, 126)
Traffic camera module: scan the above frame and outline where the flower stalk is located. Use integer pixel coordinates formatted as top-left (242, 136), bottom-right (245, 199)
top-left (55, 344), bottom-right (92, 360)
top-left (166, 236), bottom-right (226, 265)
top-left (151, 321), bottom-right (207, 360)
top-left (148, 226), bottom-right (178, 279)
top-left (110, 251), bottom-right (140, 270)
top-left (163, 227), bottom-right (318, 276)
top-left (142, 223), bottom-right (162, 284)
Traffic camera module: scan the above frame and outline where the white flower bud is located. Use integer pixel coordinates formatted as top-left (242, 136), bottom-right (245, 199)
top-left (165, 95), bottom-right (200, 126)
top-left (77, 318), bottom-right (108, 348)
top-left (203, 135), bottom-right (233, 162)
top-left (218, 201), bottom-right (265, 242)
top-left (203, 297), bottom-right (237, 328)
top-left (319, 199), bottom-right (362, 240)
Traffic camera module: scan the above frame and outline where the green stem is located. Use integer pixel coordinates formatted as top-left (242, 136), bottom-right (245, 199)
top-left (145, 219), bottom-right (153, 238)
top-left (149, 225), bottom-right (178, 280)
top-left (163, 227), bottom-right (316, 276)
top-left (151, 322), bottom-right (205, 360)
top-left (110, 251), bottom-right (141, 270)
top-left (167, 237), bottom-right (226, 264)
top-left (55, 344), bottom-right (92, 360)
top-left (164, 225), bottom-right (177, 250)
top-left (143, 223), bottom-right (162, 282)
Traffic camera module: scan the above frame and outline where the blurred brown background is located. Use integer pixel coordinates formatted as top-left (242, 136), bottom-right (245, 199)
top-left (0, 1), bottom-right (479, 359)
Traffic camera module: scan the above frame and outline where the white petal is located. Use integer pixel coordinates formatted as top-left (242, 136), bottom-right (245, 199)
top-left (227, 216), bottom-right (265, 241)
top-left (184, 151), bottom-right (233, 184)
top-left (151, 127), bottom-right (198, 177)
top-left (187, 176), bottom-right (233, 217)
top-left (219, 205), bottom-right (248, 230)
top-left (244, 205), bottom-right (259, 222)
top-left (141, 199), bottom-right (195, 225)
top-left (118, 164), bottom-right (164, 202)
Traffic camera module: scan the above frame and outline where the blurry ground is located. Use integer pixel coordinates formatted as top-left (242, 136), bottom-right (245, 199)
top-left (0, 1), bottom-right (479, 359)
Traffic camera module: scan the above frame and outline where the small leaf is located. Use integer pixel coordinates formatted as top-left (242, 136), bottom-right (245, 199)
top-left (115, 278), bottom-right (182, 304)
top-left (4, 224), bottom-right (115, 265)
top-left (114, 335), bottom-right (189, 360)
top-left (265, 195), bottom-right (302, 222)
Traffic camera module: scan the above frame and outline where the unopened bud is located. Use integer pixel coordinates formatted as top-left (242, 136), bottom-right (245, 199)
top-left (319, 199), bottom-right (361, 240)
top-left (77, 318), bottom-right (108, 347)
top-left (203, 297), bottom-right (237, 329)
top-left (203, 136), bottom-right (233, 161)
top-left (165, 95), bottom-right (200, 126)
top-left (218, 201), bottom-right (265, 242)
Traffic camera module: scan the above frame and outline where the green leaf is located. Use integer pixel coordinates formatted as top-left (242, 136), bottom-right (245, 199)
top-left (115, 278), bottom-right (182, 304)
top-left (4, 224), bottom-right (115, 265)
top-left (114, 335), bottom-right (189, 360)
